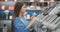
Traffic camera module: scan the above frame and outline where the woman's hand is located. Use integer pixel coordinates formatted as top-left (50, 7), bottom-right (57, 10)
top-left (27, 15), bottom-right (35, 29)
top-left (31, 15), bottom-right (35, 22)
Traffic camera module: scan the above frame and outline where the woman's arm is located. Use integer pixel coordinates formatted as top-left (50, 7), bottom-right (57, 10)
top-left (27, 16), bottom-right (35, 29)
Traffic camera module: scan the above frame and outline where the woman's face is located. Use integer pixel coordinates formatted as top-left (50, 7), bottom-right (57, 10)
top-left (20, 4), bottom-right (26, 14)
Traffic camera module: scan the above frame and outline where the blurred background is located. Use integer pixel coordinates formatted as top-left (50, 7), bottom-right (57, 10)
top-left (0, 0), bottom-right (60, 32)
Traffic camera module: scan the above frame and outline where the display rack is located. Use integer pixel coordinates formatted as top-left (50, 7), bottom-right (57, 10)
top-left (0, 0), bottom-right (54, 20)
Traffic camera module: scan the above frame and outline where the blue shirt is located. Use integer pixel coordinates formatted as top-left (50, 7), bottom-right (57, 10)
top-left (13, 16), bottom-right (30, 32)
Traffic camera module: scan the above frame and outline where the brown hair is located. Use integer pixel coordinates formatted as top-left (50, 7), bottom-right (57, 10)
top-left (11, 2), bottom-right (23, 32)
top-left (13, 2), bottom-right (23, 20)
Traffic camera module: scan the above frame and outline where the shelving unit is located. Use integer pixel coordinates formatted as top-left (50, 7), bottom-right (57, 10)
top-left (0, 0), bottom-right (60, 32)
top-left (0, 1), bottom-right (50, 20)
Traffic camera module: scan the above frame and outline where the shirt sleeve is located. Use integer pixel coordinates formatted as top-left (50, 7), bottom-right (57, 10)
top-left (13, 17), bottom-right (26, 32)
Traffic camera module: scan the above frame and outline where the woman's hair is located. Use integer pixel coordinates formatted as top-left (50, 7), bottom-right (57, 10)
top-left (11, 2), bottom-right (23, 32)
top-left (12, 2), bottom-right (23, 20)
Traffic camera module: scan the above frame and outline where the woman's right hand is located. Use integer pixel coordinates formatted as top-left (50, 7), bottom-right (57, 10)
top-left (30, 15), bottom-right (35, 22)
top-left (27, 15), bottom-right (35, 29)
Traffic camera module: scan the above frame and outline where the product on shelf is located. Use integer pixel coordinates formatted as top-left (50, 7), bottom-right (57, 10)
top-left (40, 0), bottom-right (44, 2)
top-left (44, 0), bottom-right (50, 1)
top-left (8, 0), bottom-right (14, 1)
top-left (8, 5), bottom-right (14, 10)
top-left (0, 0), bottom-right (5, 1)
top-left (5, 0), bottom-right (7, 1)
top-left (1, 5), bottom-right (6, 10)
top-left (55, 0), bottom-right (60, 1)
top-left (34, 0), bottom-right (40, 2)
top-left (30, 0), bottom-right (34, 2)
top-left (0, 10), bottom-right (6, 20)
top-left (50, 0), bottom-right (54, 2)
top-left (14, 0), bottom-right (17, 2)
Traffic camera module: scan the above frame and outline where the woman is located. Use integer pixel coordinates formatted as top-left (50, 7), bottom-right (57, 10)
top-left (12, 2), bottom-right (35, 32)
